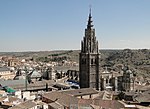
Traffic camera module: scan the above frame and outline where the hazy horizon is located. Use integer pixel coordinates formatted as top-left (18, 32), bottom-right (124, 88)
top-left (0, 48), bottom-right (149, 53)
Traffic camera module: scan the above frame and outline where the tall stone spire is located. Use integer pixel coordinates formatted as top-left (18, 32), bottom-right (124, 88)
top-left (79, 7), bottom-right (101, 90)
top-left (81, 7), bottom-right (99, 53)
top-left (87, 7), bottom-right (93, 29)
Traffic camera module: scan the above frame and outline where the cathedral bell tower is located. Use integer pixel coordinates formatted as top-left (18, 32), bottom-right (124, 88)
top-left (79, 8), bottom-right (101, 90)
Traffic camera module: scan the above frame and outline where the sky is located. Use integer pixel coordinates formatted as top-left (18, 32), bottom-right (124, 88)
top-left (0, 0), bottom-right (150, 52)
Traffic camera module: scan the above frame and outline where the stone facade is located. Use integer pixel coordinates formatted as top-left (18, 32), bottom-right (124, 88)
top-left (100, 68), bottom-right (122, 91)
top-left (100, 66), bottom-right (135, 92)
top-left (79, 10), bottom-right (100, 90)
top-left (0, 67), bottom-right (15, 80)
top-left (79, 9), bottom-right (135, 92)
top-left (122, 67), bottom-right (135, 91)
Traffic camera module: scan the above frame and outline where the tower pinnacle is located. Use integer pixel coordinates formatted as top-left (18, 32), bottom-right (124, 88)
top-left (89, 5), bottom-right (92, 17)
top-left (87, 5), bottom-right (93, 29)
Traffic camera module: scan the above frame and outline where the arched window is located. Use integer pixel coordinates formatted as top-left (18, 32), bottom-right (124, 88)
top-left (91, 59), bottom-right (94, 64)
top-left (95, 59), bottom-right (97, 64)
top-left (106, 79), bottom-right (108, 84)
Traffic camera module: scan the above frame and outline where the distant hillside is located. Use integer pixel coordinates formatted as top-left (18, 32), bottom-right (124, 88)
top-left (0, 49), bottom-right (150, 78)
top-left (100, 49), bottom-right (150, 78)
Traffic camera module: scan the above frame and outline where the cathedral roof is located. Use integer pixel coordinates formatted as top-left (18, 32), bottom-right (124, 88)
top-left (29, 70), bottom-right (41, 78)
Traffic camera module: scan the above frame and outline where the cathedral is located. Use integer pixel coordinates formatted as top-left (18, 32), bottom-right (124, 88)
top-left (79, 9), bottom-right (135, 91)
top-left (79, 9), bottom-right (101, 90)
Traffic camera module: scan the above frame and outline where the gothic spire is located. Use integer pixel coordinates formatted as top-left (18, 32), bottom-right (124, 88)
top-left (87, 6), bottom-right (93, 29)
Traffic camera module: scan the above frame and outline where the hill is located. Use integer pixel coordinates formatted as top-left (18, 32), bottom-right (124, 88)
top-left (0, 49), bottom-right (149, 78)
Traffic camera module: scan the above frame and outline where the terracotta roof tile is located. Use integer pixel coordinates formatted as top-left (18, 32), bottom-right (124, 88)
top-left (9, 100), bottom-right (36, 109)
top-left (61, 88), bottom-right (98, 97)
